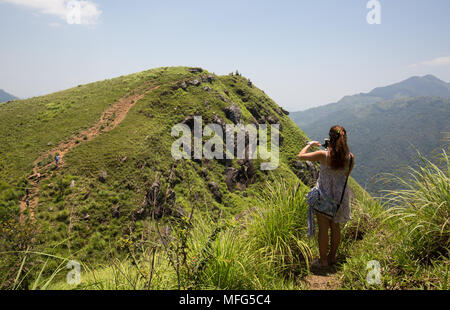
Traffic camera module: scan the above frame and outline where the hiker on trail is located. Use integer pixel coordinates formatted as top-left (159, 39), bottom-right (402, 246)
top-left (25, 188), bottom-right (30, 197)
top-left (55, 155), bottom-right (60, 165)
top-left (36, 172), bottom-right (41, 182)
top-left (26, 199), bottom-right (30, 208)
top-left (298, 125), bottom-right (354, 269)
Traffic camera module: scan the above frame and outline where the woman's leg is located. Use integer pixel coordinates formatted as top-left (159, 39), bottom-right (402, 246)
top-left (329, 221), bottom-right (341, 264)
top-left (316, 213), bottom-right (330, 267)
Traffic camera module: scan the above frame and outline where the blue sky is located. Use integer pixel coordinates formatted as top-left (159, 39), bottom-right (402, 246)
top-left (1, 0), bottom-right (450, 110)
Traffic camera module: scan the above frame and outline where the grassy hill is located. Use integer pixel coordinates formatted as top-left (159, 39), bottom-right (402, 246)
top-left (290, 75), bottom-right (450, 194)
top-left (0, 67), bottom-right (447, 290)
top-left (0, 67), bottom-right (347, 285)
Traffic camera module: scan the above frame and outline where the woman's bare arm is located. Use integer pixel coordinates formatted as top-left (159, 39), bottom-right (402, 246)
top-left (349, 153), bottom-right (355, 174)
top-left (298, 141), bottom-right (327, 163)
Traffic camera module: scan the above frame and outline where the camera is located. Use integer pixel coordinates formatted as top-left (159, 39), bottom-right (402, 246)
top-left (322, 138), bottom-right (330, 148)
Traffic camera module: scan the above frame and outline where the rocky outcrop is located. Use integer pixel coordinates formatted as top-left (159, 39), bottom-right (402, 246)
top-left (224, 103), bottom-right (242, 124)
top-left (224, 159), bottom-right (255, 192)
top-left (187, 79), bottom-right (201, 87)
top-left (189, 67), bottom-right (203, 73)
top-left (99, 171), bottom-right (108, 183)
top-left (292, 160), bottom-right (319, 187)
top-left (208, 181), bottom-right (222, 202)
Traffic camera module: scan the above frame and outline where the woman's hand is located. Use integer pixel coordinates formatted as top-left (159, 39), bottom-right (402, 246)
top-left (308, 141), bottom-right (321, 147)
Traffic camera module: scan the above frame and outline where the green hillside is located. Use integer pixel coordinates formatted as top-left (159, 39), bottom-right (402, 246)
top-left (1, 67), bottom-right (447, 291)
top-left (0, 67), bottom-right (338, 276)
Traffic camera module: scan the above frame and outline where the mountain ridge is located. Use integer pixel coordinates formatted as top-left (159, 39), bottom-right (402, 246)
top-left (0, 89), bottom-right (18, 103)
top-left (292, 74), bottom-right (450, 116)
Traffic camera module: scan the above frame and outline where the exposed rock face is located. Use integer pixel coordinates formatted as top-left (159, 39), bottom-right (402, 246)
top-left (236, 89), bottom-right (246, 97)
top-left (208, 181), bottom-right (222, 202)
top-left (180, 81), bottom-right (188, 90)
top-left (211, 113), bottom-right (233, 167)
top-left (189, 67), bottom-right (203, 73)
top-left (292, 160), bottom-right (319, 187)
top-left (212, 113), bottom-right (227, 131)
top-left (246, 103), bottom-right (268, 124)
top-left (188, 79), bottom-right (201, 87)
top-left (224, 159), bottom-right (255, 192)
top-left (224, 103), bottom-right (242, 124)
top-left (99, 171), bottom-right (108, 183)
top-left (266, 115), bottom-right (279, 124)
top-left (280, 107), bottom-right (290, 116)
top-left (225, 167), bottom-right (239, 192)
top-left (201, 74), bottom-right (215, 83)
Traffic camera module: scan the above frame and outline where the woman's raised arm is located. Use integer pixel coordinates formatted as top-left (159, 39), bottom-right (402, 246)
top-left (298, 141), bottom-right (326, 163)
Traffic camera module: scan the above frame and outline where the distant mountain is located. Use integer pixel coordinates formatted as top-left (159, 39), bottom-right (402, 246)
top-left (0, 89), bottom-right (18, 103)
top-left (290, 75), bottom-right (450, 194)
top-left (368, 74), bottom-right (450, 99)
top-left (291, 75), bottom-right (450, 128)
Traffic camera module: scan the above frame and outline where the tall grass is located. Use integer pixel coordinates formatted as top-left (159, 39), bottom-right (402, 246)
top-left (15, 153), bottom-right (450, 290)
top-left (184, 179), bottom-right (313, 289)
top-left (42, 179), bottom-right (312, 290)
top-left (249, 181), bottom-right (312, 277)
top-left (384, 151), bottom-right (449, 264)
top-left (339, 150), bottom-right (449, 289)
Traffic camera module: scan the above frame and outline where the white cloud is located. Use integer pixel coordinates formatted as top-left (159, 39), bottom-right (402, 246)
top-left (1, 0), bottom-right (101, 25)
top-left (410, 56), bottom-right (450, 68)
top-left (421, 56), bottom-right (450, 66)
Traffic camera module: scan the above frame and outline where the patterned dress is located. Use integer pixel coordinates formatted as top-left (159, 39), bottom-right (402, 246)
top-left (315, 153), bottom-right (352, 223)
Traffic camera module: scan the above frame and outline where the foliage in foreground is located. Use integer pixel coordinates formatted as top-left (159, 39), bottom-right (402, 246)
top-left (339, 151), bottom-right (449, 289)
top-left (3, 151), bottom-right (449, 290)
top-left (43, 179), bottom-right (312, 290)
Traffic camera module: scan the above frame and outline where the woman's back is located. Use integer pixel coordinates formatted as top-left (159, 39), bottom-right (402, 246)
top-left (317, 154), bottom-right (352, 223)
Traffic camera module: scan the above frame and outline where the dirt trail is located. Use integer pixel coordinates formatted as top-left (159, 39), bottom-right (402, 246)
top-left (305, 273), bottom-right (340, 290)
top-left (19, 82), bottom-right (160, 222)
top-left (304, 263), bottom-right (342, 290)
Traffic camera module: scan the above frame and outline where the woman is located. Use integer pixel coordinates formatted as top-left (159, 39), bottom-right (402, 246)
top-left (298, 125), bottom-right (354, 268)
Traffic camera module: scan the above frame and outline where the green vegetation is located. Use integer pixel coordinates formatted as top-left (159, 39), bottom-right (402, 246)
top-left (338, 151), bottom-right (449, 289)
top-left (0, 67), bottom-right (314, 288)
top-left (0, 67), bottom-right (448, 290)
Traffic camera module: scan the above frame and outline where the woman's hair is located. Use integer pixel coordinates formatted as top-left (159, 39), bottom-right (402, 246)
top-left (328, 125), bottom-right (350, 170)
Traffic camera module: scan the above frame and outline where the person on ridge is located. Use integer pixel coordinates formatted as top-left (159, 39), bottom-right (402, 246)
top-left (298, 125), bottom-right (354, 268)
